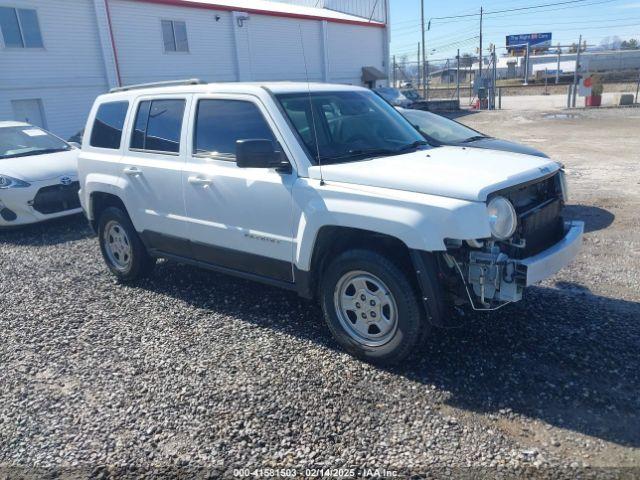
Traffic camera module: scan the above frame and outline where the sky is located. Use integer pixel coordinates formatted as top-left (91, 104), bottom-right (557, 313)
top-left (389, 0), bottom-right (640, 64)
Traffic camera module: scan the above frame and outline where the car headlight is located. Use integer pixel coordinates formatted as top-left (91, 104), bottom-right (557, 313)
top-left (558, 169), bottom-right (569, 203)
top-left (487, 196), bottom-right (517, 240)
top-left (0, 175), bottom-right (30, 189)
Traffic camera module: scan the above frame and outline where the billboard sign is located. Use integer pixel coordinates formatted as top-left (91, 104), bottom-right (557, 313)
top-left (506, 33), bottom-right (552, 53)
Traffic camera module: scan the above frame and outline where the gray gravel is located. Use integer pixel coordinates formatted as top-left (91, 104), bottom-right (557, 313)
top-left (1, 109), bottom-right (640, 478)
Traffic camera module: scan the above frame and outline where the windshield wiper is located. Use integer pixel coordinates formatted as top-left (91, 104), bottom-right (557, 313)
top-left (321, 148), bottom-right (398, 163)
top-left (395, 140), bottom-right (429, 153)
top-left (1, 148), bottom-right (69, 159)
top-left (461, 135), bottom-right (487, 143)
top-left (320, 142), bottom-right (430, 163)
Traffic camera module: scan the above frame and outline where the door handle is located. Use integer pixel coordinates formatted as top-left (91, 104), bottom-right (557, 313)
top-left (123, 166), bottom-right (142, 176)
top-left (188, 175), bottom-right (212, 187)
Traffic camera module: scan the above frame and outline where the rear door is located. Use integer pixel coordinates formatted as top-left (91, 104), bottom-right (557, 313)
top-left (181, 94), bottom-right (296, 282)
top-left (122, 94), bottom-right (192, 249)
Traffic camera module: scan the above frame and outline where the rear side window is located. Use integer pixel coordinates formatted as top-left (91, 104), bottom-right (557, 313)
top-left (194, 100), bottom-right (275, 158)
top-left (130, 99), bottom-right (185, 153)
top-left (90, 101), bottom-right (129, 149)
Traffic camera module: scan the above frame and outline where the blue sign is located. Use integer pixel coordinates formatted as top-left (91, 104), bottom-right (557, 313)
top-left (506, 33), bottom-right (552, 51)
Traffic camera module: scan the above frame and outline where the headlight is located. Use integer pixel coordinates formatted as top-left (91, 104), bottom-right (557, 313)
top-left (558, 169), bottom-right (569, 203)
top-left (0, 175), bottom-right (30, 189)
top-left (487, 196), bottom-right (517, 240)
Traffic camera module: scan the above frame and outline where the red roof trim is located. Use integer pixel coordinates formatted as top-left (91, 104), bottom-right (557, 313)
top-left (133, 0), bottom-right (386, 28)
top-left (104, 0), bottom-right (123, 87)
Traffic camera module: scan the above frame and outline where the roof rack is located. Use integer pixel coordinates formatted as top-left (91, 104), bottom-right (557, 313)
top-left (109, 78), bottom-right (206, 93)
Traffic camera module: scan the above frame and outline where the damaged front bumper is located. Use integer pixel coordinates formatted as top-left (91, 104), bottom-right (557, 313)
top-left (466, 221), bottom-right (584, 305)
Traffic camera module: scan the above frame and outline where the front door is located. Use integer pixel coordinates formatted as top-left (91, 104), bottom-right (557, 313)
top-left (182, 94), bottom-right (296, 282)
top-left (121, 95), bottom-right (192, 250)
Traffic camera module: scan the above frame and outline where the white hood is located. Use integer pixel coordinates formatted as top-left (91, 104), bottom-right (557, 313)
top-left (309, 146), bottom-right (560, 202)
top-left (0, 149), bottom-right (78, 182)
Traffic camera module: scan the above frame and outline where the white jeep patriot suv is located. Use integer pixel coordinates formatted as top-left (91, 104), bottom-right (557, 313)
top-left (78, 80), bottom-right (583, 365)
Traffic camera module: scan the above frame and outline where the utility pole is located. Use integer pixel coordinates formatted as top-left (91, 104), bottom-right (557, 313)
top-left (426, 59), bottom-right (430, 100)
top-left (417, 42), bottom-right (421, 90)
top-left (478, 6), bottom-right (483, 82)
top-left (456, 48), bottom-right (461, 106)
top-left (523, 43), bottom-right (530, 86)
top-left (392, 55), bottom-right (396, 87)
top-left (572, 34), bottom-right (582, 108)
top-left (635, 69), bottom-right (640, 104)
top-left (421, 0), bottom-right (427, 99)
top-left (492, 44), bottom-right (497, 109)
top-left (556, 44), bottom-right (561, 84)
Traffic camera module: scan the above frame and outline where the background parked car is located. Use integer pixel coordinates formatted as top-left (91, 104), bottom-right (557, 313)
top-left (397, 107), bottom-right (549, 158)
top-left (0, 121), bottom-right (81, 227)
top-left (67, 129), bottom-right (84, 147)
top-left (376, 87), bottom-right (430, 110)
top-left (374, 87), bottom-right (414, 108)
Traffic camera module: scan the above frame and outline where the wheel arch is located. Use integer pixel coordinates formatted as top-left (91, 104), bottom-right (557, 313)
top-left (88, 191), bottom-right (129, 231)
top-left (299, 225), bottom-right (417, 297)
top-left (297, 225), bottom-right (446, 327)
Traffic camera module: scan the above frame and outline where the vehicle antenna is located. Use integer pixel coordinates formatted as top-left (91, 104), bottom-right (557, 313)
top-left (299, 25), bottom-right (324, 186)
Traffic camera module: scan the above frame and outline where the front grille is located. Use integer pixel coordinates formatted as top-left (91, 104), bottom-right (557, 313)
top-left (32, 182), bottom-right (81, 214)
top-left (497, 173), bottom-right (565, 258)
top-left (518, 198), bottom-right (565, 257)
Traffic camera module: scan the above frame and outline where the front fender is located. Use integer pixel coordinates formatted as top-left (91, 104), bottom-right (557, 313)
top-left (292, 179), bottom-right (490, 271)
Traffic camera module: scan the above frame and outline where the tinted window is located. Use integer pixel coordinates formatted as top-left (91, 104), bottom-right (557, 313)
top-left (0, 7), bottom-right (23, 47)
top-left (173, 21), bottom-right (188, 52)
top-left (194, 100), bottom-right (275, 158)
top-left (161, 20), bottom-right (175, 52)
top-left (131, 99), bottom-right (185, 153)
top-left (90, 101), bottom-right (129, 149)
top-left (161, 20), bottom-right (188, 52)
top-left (18, 9), bottom-right (43, 48)
top-left (277, 91), bottom-right (425, 165)
top-left (401, 109), bottom-right (482, 144)
top-left (0, 7), bottom-right (43, 48)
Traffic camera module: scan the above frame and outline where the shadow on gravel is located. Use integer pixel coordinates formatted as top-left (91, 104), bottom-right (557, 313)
top-left (0, 214), bottom-right (93, 246)
top-left (138, 261), bottom-right (640, 448)
top-left (398, 286), bottom-right (640, 448)
top-left (563, 204), bottom-right (615, 233)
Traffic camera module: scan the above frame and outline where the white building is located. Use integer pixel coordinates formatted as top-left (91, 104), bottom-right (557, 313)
top-left (0, 0), bottom-right (389, 138)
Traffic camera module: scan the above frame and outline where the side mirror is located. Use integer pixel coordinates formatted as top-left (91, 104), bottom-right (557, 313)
top-left (69, 142), bottom-right (81, 149)
top-left (236, 139), bottom-right (289, 171)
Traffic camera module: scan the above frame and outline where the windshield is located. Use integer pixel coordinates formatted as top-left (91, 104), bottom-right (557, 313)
top-left (375, 87), bottom-right (410, 105)
top-left (400, 109), bottom-right (486, 144)
top-left (403, 90), bottom-right (422, 101)
top-left (277, 91), bottom-right (427, 165)
top-left (0, 126), bottom-right (70, 159)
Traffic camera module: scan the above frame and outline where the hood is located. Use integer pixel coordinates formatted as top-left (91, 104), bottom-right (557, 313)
top-left (309, 146), bottom-right (560, 202)
top-left (462, 137), bottom-right (549, 158)
top-left (0, 149), bottom-right (78, 182)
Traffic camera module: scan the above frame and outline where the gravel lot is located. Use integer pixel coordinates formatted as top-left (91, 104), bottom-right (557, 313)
top-left (1, 107), bottom-right (639, 478)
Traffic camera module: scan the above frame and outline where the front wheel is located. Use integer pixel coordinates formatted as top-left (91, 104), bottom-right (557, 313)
top-left (320, 249), bottom-right (429, 365)
top-left (97, 207), bottom-right (156, 282)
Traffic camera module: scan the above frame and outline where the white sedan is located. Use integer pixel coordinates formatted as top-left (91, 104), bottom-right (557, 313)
top-left (0, 121), bottom-right (81, 228)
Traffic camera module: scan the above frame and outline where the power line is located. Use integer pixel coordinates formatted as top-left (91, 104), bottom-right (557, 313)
top-left (429, 0), bottom-right (603, 21)
top-left (483, 15), bottom-right (640, 29)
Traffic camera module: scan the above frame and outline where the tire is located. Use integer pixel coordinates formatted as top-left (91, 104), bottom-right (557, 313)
top-left (97, 207), bottom-right (156, 282)
top-left (320, 249), bottom-right (429, 365)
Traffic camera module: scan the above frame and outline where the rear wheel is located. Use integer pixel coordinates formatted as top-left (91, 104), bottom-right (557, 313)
top-left (97, 207), bottom-right (155, 282)
top-left (320, 249), bottom-right (429, 365)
